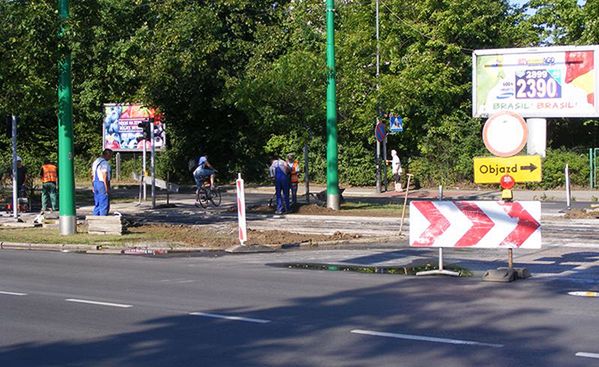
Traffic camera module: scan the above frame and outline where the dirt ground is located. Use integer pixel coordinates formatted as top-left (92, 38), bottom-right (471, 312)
top-left (247, 202), bottom-right (403, 217)
top-left (130, 223), bottom-right (360, 249)
top-left (564, 208), bottom-right (599, 219)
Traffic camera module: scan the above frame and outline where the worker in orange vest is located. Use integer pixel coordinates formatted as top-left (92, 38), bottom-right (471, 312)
top-left (40, 160), bottom-right (58, 212)
top-left (287, 153), bottom-right (300, 208)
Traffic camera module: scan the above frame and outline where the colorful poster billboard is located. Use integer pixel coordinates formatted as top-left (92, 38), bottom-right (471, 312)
top-left (473, 46), bottom-right (599, 118)
top-left (102, 104), bottom-right (166, 152)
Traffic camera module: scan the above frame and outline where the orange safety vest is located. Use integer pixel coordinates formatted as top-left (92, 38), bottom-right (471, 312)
top-left (41, 164), bottom-right (58, 183)
top-left (290, 160), bottom-right (299, 184)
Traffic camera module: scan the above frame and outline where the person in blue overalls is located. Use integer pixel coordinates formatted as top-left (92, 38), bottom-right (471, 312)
top-left (91, 149), bottom-right (113, 216)
top-left (269, 155), bottom-right (290, 215)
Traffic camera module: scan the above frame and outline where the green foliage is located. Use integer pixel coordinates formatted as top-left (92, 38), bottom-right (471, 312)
top-left (1, 0), bottom-right (598, 191)
top-left (407, 111), bottom-right (486, 186)
top-left (533, 148), bottom-right (590, 189)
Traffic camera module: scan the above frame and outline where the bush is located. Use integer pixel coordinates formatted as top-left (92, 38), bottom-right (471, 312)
top-left (528, 148), bottom-right (590, 189)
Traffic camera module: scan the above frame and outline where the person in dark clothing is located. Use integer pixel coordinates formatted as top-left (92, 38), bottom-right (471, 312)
top-left (6, 156), bottom-right (28, 197)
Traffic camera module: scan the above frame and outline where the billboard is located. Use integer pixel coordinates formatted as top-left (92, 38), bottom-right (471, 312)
top-left (102, 104), bottom-right (166, 152)
top-left (473, 46), bottom-right (599, 118)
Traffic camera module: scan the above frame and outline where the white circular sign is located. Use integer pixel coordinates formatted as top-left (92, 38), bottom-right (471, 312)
top-left (483, 111), bottom-right (528, 157)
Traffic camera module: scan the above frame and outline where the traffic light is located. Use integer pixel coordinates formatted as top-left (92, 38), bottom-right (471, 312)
top-left (138, 119), bottom-right (151, 140)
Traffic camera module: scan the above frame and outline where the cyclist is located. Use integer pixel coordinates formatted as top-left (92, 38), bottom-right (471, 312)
top-left (193, 154), bottom-right (216, 189)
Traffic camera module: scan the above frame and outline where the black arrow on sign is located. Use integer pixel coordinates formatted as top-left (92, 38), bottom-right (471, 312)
top-left (520, 163), bottom-right (538, 172)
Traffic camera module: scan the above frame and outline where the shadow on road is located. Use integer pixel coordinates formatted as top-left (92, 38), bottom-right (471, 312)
top-left (0, 278), bottom-right (588, 367)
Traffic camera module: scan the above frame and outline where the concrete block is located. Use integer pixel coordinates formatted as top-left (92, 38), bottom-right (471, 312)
top-left (498, 267), bottom-right (531, 279)
top-left (86, 215), bottom-right (126, 235)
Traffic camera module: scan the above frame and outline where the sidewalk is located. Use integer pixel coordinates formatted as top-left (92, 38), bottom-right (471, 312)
top-left (244, 184), bottom-right (598, 201)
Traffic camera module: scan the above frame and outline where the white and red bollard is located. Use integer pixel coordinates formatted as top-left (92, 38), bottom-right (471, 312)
top-left (236, 173), bottom-right (248, 245)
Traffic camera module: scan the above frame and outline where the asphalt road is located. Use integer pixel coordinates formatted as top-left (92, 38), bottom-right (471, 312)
top-left (1, 250), bottom-right (599, 367)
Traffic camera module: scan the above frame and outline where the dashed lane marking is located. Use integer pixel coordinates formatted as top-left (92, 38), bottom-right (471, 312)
top-left (576, 352), bottom-right (599, 359)
top-left (65, 298), bottom-right (133, 308)
top-left (190, 312), bottom-right (271, 324)
top-left (0, 291), bottom-right (27, 296)
top-left (350, 329), bottom-right (503, 348)
top-left (568, 291), bottom-right (599, 297)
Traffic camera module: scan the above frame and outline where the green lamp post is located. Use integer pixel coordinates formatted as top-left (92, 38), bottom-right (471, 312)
top-left (58, 0), bottom-right (76, 234)
top-left (326, 0), bottom-right (339, 210)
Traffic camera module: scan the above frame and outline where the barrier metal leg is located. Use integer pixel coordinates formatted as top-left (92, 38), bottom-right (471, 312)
top-left (398, 174), bottom-right (413, 235)
top-left (416, 248), bottom-right (460, 277)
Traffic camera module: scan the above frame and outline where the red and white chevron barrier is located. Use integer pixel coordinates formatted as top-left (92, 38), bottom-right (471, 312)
top-left (409, 201), bottom-right (541, 249)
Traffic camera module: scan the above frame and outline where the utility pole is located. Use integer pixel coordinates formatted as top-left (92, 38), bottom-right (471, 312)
top-left (58, 0), bottom-right (76, 235)
top-left (326, 0), bottom-right (340, 210)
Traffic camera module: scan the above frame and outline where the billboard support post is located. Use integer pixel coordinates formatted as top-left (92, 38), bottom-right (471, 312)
top-left (526, 118), bottom-right (547, 157)
top-left (115, 152), bottom-right (121, 181)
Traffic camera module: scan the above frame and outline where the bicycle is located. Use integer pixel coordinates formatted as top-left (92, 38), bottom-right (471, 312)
top-left (195, 182), bottom-right (221, 208)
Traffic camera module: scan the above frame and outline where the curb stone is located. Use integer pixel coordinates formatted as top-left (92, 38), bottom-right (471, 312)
top-left (0, 235), bottom-right (403, 255)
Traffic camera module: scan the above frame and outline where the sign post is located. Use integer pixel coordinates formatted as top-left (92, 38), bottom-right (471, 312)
top-left (375, 121), bottom-right (385, 193)
top-left (476, 111), bottom-right (541, 281)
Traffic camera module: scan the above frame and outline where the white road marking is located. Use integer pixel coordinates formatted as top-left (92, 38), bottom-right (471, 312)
top-left (568, 291), bottom-right (599, 297)
top-left (0, 291), bottom-right (27, 296)
top-left (65, 298), bottom-right (133, 308)
top-left (190, 312), bottom-right (271, 324)
top-left (576, 352), bottom-right (599, 359)
top-left (160, 279), bottom-right (195, 284)
top-left (350, 329), bottom-right (503, 348)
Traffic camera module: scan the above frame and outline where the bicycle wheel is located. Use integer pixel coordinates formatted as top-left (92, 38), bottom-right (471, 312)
top-left (195, 188), bottom-right (209, 208)
top-left (209, 188), bottom-right (221, 207)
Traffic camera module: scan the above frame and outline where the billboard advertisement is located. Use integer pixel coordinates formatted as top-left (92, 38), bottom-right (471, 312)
top-left (473, 46), bottom-right (599, 118)
top-left (103, 104), bottom-right (166, 152)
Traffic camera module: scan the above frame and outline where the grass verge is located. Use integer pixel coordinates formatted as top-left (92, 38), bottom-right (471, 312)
top-left (274, 262), bottom-right (472, 277)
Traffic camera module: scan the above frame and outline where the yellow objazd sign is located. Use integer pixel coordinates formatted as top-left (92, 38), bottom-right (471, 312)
top-left (474, 155), bottom-right (542, 184)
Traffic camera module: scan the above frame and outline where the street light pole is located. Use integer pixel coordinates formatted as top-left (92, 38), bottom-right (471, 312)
top-left (375, 0), bottom-right (382, 193)
top-left (58, 0), bottom-right (76, 234)
top-left (326, 0), bottom-right (340, 210)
